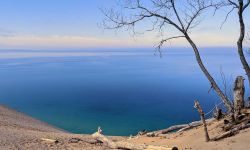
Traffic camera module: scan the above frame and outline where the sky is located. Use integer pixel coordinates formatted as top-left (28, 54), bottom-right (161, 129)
top-left (0, 0), bottom-right (249, 50)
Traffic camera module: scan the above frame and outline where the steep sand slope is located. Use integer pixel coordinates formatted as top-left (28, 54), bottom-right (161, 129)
top-left (0, 105), bottom-right (111, 150)
top-left (1, 105), bottom-right (250, 150)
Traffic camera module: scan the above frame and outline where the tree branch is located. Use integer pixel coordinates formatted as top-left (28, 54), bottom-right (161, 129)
top-left (228, 0), bottom-right (239, 7)
top-left (243, 0), bottom-right (250, 10)
top-left (220, 6), bottom-right (236, 29)
top-left (156, 35), bottom-right (185, 50)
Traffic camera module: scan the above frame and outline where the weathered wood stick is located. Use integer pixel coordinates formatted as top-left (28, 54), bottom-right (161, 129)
top-left (161, 124), bottom-right (189, 134)
top-left (211, 122), bottom-right (250, 141)
top-left (177, 124), bottom-right (199, 133)
top-left (92, 132), bottom-right (118, 149)
top-left (82, 139), bottom-right (100, 144)
top-left (92, 129), bottom-right (178, 150)
top-left (241, 108), bottom-right (250, 114)
top-left (147, 122), bottom-right (199, 137)
top-left (147, 119), bottom-right (214, 137)
top-left (41, 138), bottom-right (59, 143)
top-left (194, 100), bottom-right (210, 142)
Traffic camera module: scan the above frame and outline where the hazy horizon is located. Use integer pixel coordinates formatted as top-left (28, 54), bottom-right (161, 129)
top-left (0, 0), bottom-right (249, 50)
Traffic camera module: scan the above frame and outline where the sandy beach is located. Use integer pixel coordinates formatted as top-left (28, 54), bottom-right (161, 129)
top-left (1, 104), bottom-right (250, 150)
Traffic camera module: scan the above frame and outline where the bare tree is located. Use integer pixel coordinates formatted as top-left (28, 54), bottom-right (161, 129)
top-left (102, 0), bottom-right (233, 112)
top-left (222, 0), bottom-right (250, 88)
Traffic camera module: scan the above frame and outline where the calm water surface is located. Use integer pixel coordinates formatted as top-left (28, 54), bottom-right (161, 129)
top-left (0, 48), bottom-right (248, 135)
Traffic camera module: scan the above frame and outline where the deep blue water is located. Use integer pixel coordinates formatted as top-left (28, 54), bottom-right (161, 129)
top-left (0, 48), bottom-right (249, 136)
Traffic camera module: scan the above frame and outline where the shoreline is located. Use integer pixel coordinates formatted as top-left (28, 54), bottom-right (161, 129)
top-left (0, 104), bottom-right (66, 133)
top-left (1, 104), bottom-right (250, 150)
top-left (0, 104), bottom-right (124, 150)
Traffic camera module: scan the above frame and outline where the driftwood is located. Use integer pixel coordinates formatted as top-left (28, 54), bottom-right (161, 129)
top-left (41, 138), bottom-right (59, 144)
top-left (211, 122), bottom-right (250, 141)
top-left (147, 122), bottom-right (199, 137)
top-left (82, 138), bottom-right (101, 144)
top-left (147, 119), bottom-right (214, 137)
top-left (177, 125), bottom-right (196, 133)
top-left (137, 129), bottom-right (148, 136)
top-left (194, 100), bottom-right (210, 142)
top-left (69, 138), bottom-right (83, 143)
top-left (241, 108), bottom-right (250, 114)
top-left (92, 128), bottom-right (178, 150)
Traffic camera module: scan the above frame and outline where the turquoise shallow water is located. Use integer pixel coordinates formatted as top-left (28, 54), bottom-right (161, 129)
top-left (0, 48), bottom-right (249, 136)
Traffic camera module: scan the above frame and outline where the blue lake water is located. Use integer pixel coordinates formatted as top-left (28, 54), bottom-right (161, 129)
top-left (0, 48), bottom-right (249, 136)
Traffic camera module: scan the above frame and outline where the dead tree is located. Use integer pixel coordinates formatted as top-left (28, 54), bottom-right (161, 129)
top-left (102, 0), bottom-right (233, 112)
top-left (222, 0), bottom-right (250, 88)
top-left (233, 76), bottom-right (245, 119)
top-left (194, 100), bottom-right (210, 142)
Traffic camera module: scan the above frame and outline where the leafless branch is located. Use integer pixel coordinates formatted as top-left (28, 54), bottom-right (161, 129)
top-left (228, 0), bottom-right (239, 7)
top-left (220, 6), bottom-right (236, 29)
top-left (156, 35), bottom-right (185, 50)
top-left (243, 0), bottom-right (250, 10)
top-left (102, 0), bottom-right (218, 38)
top-left (220, 67), bottom-right (233, 100)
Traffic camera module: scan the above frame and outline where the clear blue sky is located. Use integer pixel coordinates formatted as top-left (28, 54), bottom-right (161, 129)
top-left (0, 0), bottom-right (113, 36)
top-left (0, 0), bottom-right (249, 49)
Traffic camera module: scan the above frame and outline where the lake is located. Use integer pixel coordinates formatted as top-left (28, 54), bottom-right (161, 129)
top-left (0, 48), bottom-right (249, 136)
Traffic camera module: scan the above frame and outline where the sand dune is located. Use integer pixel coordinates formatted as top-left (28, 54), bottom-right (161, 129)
top-left (0, 105), bottom-right (114, 150)
top-left (1, 105), bottom-right (250, 150)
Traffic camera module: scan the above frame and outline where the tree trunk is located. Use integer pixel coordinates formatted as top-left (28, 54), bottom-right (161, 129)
top-left (194, 100), bottom-right (210, 142)
top-left (234, 76), bottom-right (245, 118)
top-left (185, 33), bottom-right (233, 112)
top-left (237, 2), bottom-right (250, 89)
